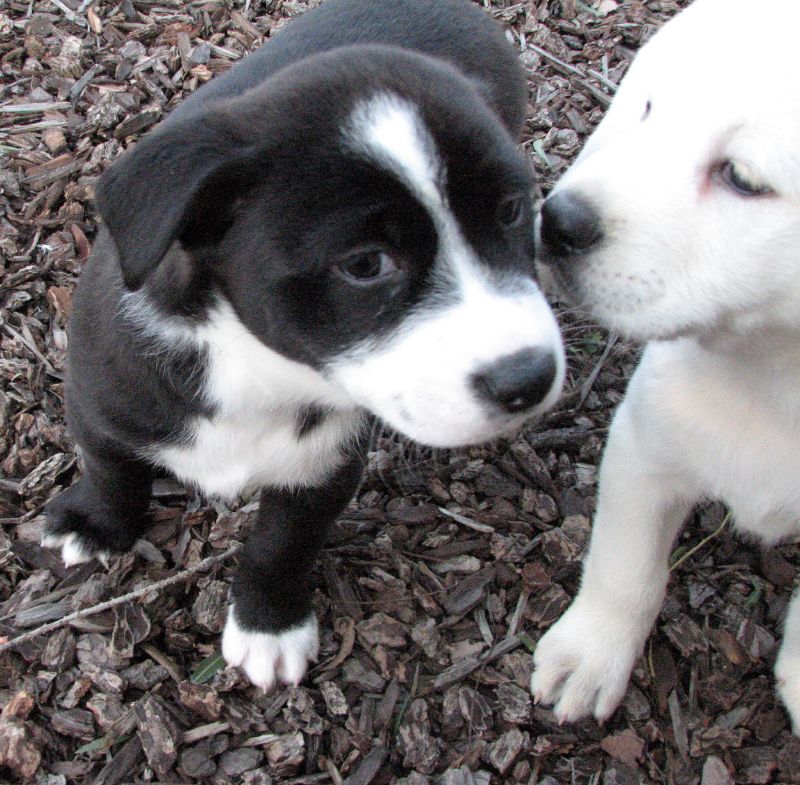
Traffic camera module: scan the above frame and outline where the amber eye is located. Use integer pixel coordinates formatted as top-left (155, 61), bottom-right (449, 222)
top-left (719, 160), bottom-right (772, 197)
top-left (337, 250), bottom-right (398, 286)
top-left (497, 195), bottom-right (527, 228)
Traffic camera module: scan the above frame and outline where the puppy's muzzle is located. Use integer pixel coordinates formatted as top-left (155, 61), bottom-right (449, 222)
top-left (471, 347), bottom-right (558, 414)
top-left (539, 191), bottom-right (603, 261)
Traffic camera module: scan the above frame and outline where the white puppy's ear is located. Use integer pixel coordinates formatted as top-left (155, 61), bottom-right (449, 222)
top-left (96, 115), bottom-right (259, 291)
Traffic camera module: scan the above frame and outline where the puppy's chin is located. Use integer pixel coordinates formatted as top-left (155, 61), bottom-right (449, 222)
top-left (542, 262), bottom-right (696, 344)
top-left (365, 359), bottom-right (565, 449)
top-left (537, 258), bottom-right (588, 305)
top-left (380, 407), bottom-right (540, 450)
top-left (533, 260), bottom-right (569, 304)
top-left (589, 294), bottom-right (774, 346)
top-left (586, 303), bottom-right (700, 345)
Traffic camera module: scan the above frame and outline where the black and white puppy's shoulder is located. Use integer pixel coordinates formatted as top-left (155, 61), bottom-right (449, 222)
top-left (44, 0), bottom-right (565, 689)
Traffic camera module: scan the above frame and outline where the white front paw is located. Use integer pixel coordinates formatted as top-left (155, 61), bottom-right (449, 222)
top-left (531, 600), bottom-right (647, 723)
top-left (222, 608), bottom-right (319, 691)
top-left (775, 648), bottom-right (800, 734)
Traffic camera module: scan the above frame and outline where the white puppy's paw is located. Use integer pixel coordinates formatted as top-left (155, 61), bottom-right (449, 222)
top-left (41, 531), bottom-right (111, 568)
top-left (531, 600), bottom-right (646, 723)
top-left (775, 649), bottom-right (800, 734)
top-left (221, 608), bottom-right (319, 691)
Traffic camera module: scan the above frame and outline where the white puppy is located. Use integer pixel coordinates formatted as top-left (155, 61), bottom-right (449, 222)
top-left (532, 0), bottom-right (800, 731)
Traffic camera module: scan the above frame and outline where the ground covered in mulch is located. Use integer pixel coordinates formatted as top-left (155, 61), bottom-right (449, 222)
top-left (1, 0), bottom-right (799, 783)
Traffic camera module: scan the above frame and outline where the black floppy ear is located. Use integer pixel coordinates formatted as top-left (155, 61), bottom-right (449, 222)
top-left (95, 115), bottom-right (256, 290)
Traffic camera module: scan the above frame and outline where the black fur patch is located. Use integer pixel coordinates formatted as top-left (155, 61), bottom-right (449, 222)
top-left (296, 405), bottom-right (330, 438)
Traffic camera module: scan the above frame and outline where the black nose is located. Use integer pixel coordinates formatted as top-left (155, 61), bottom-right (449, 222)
top-left (472, 348), bottom-right (558, 415)
top-left (539, 191), bottom-right (602, 259)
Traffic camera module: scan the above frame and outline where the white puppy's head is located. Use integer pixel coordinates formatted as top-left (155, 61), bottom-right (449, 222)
top-left (537, 0), bottom-right (800, 342)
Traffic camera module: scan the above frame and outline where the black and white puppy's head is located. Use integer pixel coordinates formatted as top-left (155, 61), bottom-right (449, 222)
top-left (98, 46), bottom-right (564, 447)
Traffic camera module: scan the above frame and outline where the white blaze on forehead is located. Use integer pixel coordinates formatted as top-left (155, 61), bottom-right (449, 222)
top-left (345, 93), bottom-right (483, 288)
top-left (346, 93), bottom-right (443, 208)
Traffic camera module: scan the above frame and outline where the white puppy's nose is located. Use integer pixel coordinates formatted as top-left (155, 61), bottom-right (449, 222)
top-left (539, 191), bottom-right (603, 259)
top-left (471, 347), bottom-right (558, 414)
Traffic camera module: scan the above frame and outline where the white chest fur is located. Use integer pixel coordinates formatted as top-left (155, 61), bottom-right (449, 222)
top-left (153, 407), bottom-right (360, 498)
top-left (630, 335), bottom-right (800, 543)
top-left (129, 296), bottom-right (362, 498)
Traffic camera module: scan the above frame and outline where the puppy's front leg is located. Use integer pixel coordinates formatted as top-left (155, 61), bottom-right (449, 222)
top-left (532, 399), bottom-right (696, 722)
top-left (775, 588), bottom-right (800, 732)
top-left (222, 452), bottom-right (365, 690)
top-left (43, 447), bottom-right (153, 566)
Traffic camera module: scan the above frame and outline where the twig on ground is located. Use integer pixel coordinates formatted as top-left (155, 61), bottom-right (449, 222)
top-left (0, 101), bottom-right (72, 114)
top-left (183, 721), bottom-right (231, 744)
top-left (436, 506), bottom-right (495, 534)
top-left (48, 0), bottom-right (87, 25)
top-left (0, 543), bottom-right (240, 654)
top-left (670, 512), bottom-right (731, 572)
top-left (506, 589), bottom-right (530, 639)
top-left (579, 333), bottom-right (618, 408)
top-left (526, 41), bottom-right (616, 107)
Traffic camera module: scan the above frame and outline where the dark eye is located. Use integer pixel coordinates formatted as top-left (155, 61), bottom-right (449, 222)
top-left (719, 160), bottom-right (771, 197)
top-left (336, 250), bottom-right (399, 286)
top-left (498, 195), bottom-right (527, 228)
top-left (641, 99), bottom-right (652, 121)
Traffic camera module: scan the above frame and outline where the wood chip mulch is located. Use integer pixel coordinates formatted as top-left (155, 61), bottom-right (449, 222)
top-left (1, 0), bottom-right (798, 783)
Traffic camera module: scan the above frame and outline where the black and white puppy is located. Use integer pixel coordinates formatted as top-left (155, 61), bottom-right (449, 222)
top-left (44, 0), bottom-right (565, 689)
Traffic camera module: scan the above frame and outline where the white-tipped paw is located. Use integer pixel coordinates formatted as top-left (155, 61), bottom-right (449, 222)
top-left (41, 532), bottom-right (111, 568)
top-left (531, 601), bottom-right (645, 724)
top-left (222, 608), bottom-right (319, 691)
top-left (775, 648), bottom-right (800, 734)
